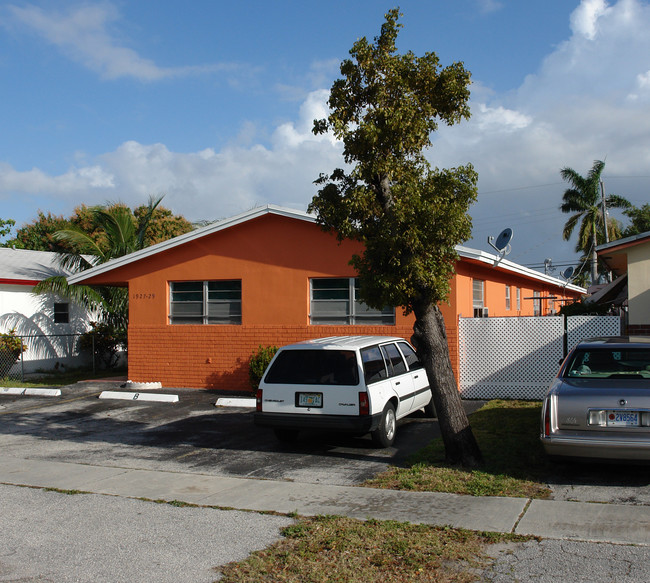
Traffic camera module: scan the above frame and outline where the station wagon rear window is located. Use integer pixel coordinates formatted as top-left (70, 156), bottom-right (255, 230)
top-left (264, 350), bottom-right (360, 385)
top-left (565, 348), bottom-right (650, 379)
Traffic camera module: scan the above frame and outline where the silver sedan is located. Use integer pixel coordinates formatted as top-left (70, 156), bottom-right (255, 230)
top-left (541, 336), bottom-right (650, 461)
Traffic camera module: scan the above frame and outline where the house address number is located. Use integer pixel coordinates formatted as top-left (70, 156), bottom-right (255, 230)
top-left (131, 293), bottom-right (156, 300)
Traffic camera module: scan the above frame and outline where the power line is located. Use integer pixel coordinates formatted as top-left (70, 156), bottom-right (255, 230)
top-left (477, 182), bottom-right (564, 195)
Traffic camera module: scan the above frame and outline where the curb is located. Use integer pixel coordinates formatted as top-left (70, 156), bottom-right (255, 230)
top-left (0, 388), bottom-right (62, 397)
top-left (215, 397), bottom-right (256, 408)
top-left (98, 391), bottom-right (179, 403)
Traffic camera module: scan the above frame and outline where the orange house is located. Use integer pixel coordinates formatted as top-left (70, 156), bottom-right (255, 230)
top-left (69, 205), bottom-right (585, 392)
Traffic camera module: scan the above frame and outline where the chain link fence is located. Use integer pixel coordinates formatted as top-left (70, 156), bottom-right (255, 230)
top-left (0, 333), bottom-right (106, 383)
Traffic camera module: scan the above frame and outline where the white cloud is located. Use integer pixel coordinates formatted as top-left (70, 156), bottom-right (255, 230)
top-left (5, 3), bottom-right (235, 81)
top-left (570, 0), bottom-right (611, 39)
top-left (1, 0), bottom-right (650, 268)
top-left (474, 105), bottom-right (531, 132)
top-left (476, 0), bottom-right (504, 14)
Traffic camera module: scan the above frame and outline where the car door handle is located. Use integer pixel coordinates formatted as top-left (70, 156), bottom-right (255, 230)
top-left (395, 381), bottom-right (400, 385)
top-left (413, 375), bottom-right (419, 379)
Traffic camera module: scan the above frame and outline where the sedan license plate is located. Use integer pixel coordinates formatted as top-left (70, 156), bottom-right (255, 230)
top-left (297, 392), bottom-right (323, 408)
top-left (607, 411), bottom-right (639, 427)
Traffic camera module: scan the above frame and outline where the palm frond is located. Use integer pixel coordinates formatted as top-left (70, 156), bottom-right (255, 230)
top-left (587, 159), bottom-right (605, 182)
top-left (606, 194), bottom-right (632, 210)
top-left (560, 189), bottom-right (589, 213)
top-left (33, 276), bottom-right (107, 312)
top-left (562, 213), bottom-right (581, 240)
top-left (136, 195), bottom-right (165, 250)
top-left (53, 229), bottom-right (104, 258)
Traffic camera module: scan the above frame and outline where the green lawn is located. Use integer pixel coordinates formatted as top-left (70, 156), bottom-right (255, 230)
top-left (219, 515), bottom-right (532, 583)
top-left (365, 400), bottom-right (552, 498)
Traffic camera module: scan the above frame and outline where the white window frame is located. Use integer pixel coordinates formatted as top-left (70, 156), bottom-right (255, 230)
top-left (505, 285), bottom-right (511, 311)
top-left (169, 280), bottom-right (242, 325)
top-left (472, 279), bottom-right (485, 318)
top-left (310, 278), bottom-right (395, 325)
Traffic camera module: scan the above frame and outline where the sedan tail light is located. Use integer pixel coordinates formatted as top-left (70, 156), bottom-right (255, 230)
top-left (544, 401), bottom-right (551, 436)
top-left (256, 389), bottom-right (263, 412)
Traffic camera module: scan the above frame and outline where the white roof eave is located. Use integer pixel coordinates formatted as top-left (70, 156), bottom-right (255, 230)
top-left (455, 245), bottom-right (586, 293)
top-left (68, 204), bottom-right (316, 284)
top-left (67, 204), bottom-right (586, 294)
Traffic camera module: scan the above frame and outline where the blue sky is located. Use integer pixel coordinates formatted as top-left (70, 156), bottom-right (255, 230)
top-left (1, 0), bottom-right (649, 273)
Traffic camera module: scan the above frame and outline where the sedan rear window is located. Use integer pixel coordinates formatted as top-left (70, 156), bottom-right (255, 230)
top-left (264, 349), bottom-right (359, 385)
top-left (565, 348), bottom-right (650, 379)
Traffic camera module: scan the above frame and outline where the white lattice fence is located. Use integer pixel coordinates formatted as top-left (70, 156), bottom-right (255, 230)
top-left (459, 317), bottom-right (564, 400)
top-left (567, 316), bottom-right (622, 352)
top-left (458, 315), bottom-right (622, 400)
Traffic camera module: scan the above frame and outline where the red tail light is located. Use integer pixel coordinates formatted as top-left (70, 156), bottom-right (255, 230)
top-left (256, 389), bottom-right (263, 412)
top-left (359, 392), bottom-right (369, 416)
top-left (544, 401), bottom-right (551, 437)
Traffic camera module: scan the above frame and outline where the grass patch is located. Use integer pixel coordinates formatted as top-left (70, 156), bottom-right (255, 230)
top-left (219, 515), bottom-right (532, 582)
top-left (43, 487), bottom-right (90, 495)
top-left (0, 366), bottom-right (126, 388)
top-left (365, 400), bottom-right (552, 498)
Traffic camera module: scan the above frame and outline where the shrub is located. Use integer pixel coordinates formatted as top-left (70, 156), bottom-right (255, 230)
top-left (0, 329), bottom-right (27, 377)
top-left (249, 345), bottom-right (278, 390)
top-left (78, 322), bottom-right (127, 369)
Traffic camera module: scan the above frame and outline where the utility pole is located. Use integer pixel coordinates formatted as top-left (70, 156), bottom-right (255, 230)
top-left (600, 180), bottom-right (609, 244)
top-left (600, 179), bottom-right (611, 282)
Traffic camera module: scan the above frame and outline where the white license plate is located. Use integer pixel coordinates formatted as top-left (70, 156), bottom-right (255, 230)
top-left (297, 392), bottom-right (322, 408)
top-left (607, 411), bottom-right (639, 427)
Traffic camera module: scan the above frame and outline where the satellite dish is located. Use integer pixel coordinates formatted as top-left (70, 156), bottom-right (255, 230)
top-left (487, 228), bottom-right (514, 266)
top-left (562, 267), bottom-right (574, 280)
top-left (494, 228), bottom-right (513, 252)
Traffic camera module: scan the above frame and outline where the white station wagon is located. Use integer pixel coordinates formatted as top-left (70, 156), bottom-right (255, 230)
top-left (254, 336), bottom-right (435, 447)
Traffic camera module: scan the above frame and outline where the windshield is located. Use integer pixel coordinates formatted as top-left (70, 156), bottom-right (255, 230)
top-left (565, 348), bottom-right (650, 379)
top-left (264, 349), bottom-right (359, 385)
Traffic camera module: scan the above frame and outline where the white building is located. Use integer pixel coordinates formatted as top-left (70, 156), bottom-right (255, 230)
top-left (0, 248), bottom-right (92, 375)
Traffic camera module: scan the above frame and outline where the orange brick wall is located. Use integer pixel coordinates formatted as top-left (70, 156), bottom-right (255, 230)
top-left (128, 322), bottom-right (460, 393)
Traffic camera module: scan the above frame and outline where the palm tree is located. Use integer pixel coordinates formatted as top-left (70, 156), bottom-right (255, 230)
top-left (34, 196), bottom-right (165, 330)
top-left (560, 160), bottom-right (631, 284)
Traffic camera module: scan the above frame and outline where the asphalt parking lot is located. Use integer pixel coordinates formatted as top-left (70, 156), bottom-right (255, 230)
top-left (0, 381), bottom-right (465, 487)
top-left (2, 380), bottom-right (650, 503)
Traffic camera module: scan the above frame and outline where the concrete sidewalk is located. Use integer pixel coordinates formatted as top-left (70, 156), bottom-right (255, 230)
top-left (0, 454), bottom-right (648, 546)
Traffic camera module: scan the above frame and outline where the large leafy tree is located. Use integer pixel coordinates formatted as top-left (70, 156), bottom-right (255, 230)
top-left (0, 218), bottom-right (16, 241)
top-left (560, 160), bottom-right (630, 283)
top-left (310, 9), bottom-right (482, 466)
top-left (4, 200), bottom-right (192, 252)
top-left (622, 203), bottom-right (650, 237)
top-left (34, 196), bottom-right (187, 330)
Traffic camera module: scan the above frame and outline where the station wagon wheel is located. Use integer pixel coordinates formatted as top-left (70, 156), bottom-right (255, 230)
top-left (372, 403), bottom-right (396, 448)
top-left (273, 429), bottom-right (299, 443)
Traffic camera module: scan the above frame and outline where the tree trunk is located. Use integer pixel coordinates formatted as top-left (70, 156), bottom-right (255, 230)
top-left (411, 300), bottom-right (483, 467)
